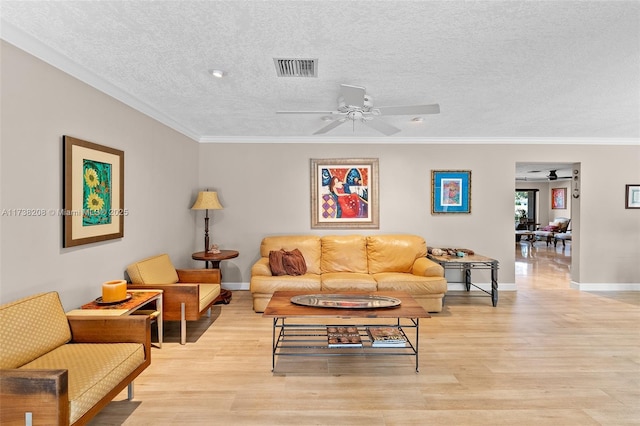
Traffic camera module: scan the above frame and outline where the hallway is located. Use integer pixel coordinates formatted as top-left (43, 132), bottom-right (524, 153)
top-left (516, 240), bottom-right (572, 290)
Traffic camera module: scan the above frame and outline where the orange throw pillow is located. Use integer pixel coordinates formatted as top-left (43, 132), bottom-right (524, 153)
top-left (282, 248), bottom-right (307, 276)
top-left (269, 249), bottom-right (307, 276)
top-left (269, 250), bottom-right (287, 276)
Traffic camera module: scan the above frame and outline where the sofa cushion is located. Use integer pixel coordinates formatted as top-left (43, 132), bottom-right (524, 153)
top-left (0, 292), bottom-right (71, 369)
top-left (367, 235), bottom-right (427, 274)
top-left (321, 272), bottom-right (377, 292)
top-left (321, 235), bottom-right (368, 274)
top-left (126, 253), bottom-right (179, 284)
top-left (250, 274), bottom-right (322, 294)
top-left (374, 273), bottom-right (448, 294)
top-left (20, 342), bottom-right (145, 424)
top-left (260, 236), bottom-right (321, 275)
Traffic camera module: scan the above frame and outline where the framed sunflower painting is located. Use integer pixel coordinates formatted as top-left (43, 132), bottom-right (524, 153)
top-left (63, 136), bottom-right (124, 247)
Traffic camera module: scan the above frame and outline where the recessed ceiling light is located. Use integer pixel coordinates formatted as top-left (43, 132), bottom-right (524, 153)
top-left (411, 117), bottom-right (424, 122)
top-left (210, 69), bottom-right (226, 78)
top-left (321, 116), bottom-right (333, 122)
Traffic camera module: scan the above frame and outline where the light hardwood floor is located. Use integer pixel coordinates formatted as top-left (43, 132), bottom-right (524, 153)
top-left (90, 242), bottom-right (639, 425)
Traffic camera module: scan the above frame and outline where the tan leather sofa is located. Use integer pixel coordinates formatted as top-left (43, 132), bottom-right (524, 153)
top-left (126, 253), bottom-right (223, 345)
top-left (0, 292), bottom-right (150, 425)
top-left (250, 234), bottom-right (447, 313)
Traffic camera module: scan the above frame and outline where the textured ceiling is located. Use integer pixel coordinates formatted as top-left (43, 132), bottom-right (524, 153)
top-left (1, 0), bottom-right (639, 145)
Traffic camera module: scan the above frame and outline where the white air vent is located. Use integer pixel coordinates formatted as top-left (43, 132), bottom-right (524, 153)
top-left (274, 58), bottom-right (318, 77)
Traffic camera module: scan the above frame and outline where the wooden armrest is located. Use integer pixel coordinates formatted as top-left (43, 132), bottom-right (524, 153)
top-left (67, 316), bottom-right (151, 359)
top-left (127, 283), bottom-right (202, 321)
top-left (176, 268), bottom-right (220, 283)
top-left (0, 369), bottom-right (69, 425)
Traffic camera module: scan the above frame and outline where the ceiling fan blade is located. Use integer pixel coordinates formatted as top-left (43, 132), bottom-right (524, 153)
top-left (277, 110), bottom-right (336, 115)
top-left (362, 118), bottom-right (401, 136)
top-left (340, 84), bottom-right (366, 108)
top-left (377, 104), bottom-right (440, 115)
top-left (313, 119), bottom-right (346, 135)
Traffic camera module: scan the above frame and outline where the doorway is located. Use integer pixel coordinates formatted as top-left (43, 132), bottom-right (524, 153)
top-left (515, 162), bottom-right (579, 290)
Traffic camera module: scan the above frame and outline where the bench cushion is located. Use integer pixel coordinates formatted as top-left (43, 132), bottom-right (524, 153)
top-left (20, 343), bottom-right (144, 424)
top-left (198, 284), bottom-right (221, 312)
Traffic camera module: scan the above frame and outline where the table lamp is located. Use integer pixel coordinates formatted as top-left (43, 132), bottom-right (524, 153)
top-left (191, 190), bottom-right (223, 253)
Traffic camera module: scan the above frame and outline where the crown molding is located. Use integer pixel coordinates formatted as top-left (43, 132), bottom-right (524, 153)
top-left (198, 136), bottom-right (640, 145)
top-left (1, 20), bottom-right (201, 142)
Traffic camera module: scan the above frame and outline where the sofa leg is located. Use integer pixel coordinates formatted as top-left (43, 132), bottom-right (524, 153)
top-left (127, 382), bottom-right (134, 400)
top-left (180, 302), bottom-right (186, 345)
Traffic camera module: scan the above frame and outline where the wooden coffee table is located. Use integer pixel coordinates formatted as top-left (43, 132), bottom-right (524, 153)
top-left (263, 291), bottom-right (430, 372)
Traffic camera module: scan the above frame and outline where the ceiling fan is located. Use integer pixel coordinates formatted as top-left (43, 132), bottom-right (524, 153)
top-left (276, 84), bottom-right (440, 136)
top-left (547, 170), bottom-right (571, 180)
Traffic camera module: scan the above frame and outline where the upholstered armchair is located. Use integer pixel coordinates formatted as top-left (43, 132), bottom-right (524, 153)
top-left (533, 217), bottom-right (571, 246)
top-left (126, 254), bottom-right (224, 345)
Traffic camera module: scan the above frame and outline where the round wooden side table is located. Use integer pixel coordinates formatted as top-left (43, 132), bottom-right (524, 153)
top-left (192, 249), bottom-right (239, 269)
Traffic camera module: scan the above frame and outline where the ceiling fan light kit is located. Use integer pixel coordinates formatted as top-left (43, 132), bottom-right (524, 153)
top-left (277, 83), bottom-right (440, 136)
top-left (209, 69), bottom-right (226, 78)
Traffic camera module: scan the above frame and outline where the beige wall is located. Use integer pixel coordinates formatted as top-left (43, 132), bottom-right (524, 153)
top-left (199, 143), bottom-right (639, 290)
top-left (0, 41), bottom-right (200, 309)
top-left (2, 41), bottom-right (639, 312)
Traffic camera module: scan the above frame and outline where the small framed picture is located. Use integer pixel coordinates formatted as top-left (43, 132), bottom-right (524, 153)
top-left (626, 184), bottom-right (640, 209)
top-left (551, 188), bottom-right (567, 210)
top-left (431, 170), bottom-right (471, 214)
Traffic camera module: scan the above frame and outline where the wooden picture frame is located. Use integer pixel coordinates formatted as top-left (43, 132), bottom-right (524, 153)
top-left (431, 170), bottom-right (471, 214)
top-left (551, 187), bottom-right (566, 210)
top-left (310, 158), bottom-right (379, 229)
top-left (63, 136), bottom-right (124, 247)
top-left (626, 184), bottom-right (640, 209)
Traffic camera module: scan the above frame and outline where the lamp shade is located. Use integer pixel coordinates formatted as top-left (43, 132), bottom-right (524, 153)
top-left (191, 191), bottom-right (223, 210)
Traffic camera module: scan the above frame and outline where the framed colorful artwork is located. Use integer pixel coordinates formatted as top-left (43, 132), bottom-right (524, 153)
top-left (551, 188), bottom-right (566, 209)
top-left (310, 158), bottom-right (379, 229)
top-left (63, 136), bottom-right (125, 247)
top-left (431, 170), bottom-right (471, 214)
top-left (626, 184), bottom-right (640, 209)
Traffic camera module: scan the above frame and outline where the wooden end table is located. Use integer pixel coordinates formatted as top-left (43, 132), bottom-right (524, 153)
top-left (66, 289), bottom-right (163, 348)
top-left (428, 253), bottom-right (499, 307)
top-left (192, 249), bottom-right (239, 304)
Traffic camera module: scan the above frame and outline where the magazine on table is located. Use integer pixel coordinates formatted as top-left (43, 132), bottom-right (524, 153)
top-left (367, 326), bottom-right (407, 347)
top-left (327, 326), bottom-right (363, 348)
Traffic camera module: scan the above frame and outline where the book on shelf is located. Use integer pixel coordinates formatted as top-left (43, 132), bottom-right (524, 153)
top-left (326, 326), bottom-right (363, 348)
top-left (367, 326), bottom-right (407, 347)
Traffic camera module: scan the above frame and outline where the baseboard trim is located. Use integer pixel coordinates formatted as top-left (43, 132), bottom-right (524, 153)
top-left (570, 282), bottom-right (640, 291)
top-left (223, 282), bottom-right (249, 291)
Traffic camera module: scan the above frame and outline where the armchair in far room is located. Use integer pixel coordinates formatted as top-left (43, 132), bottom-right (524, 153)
top-left (532, 217), bottom-right (571, 246)
top-left (126, 253), bottom-right (225, 345)
top-left (554, 226), bottom-right (572, 247)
